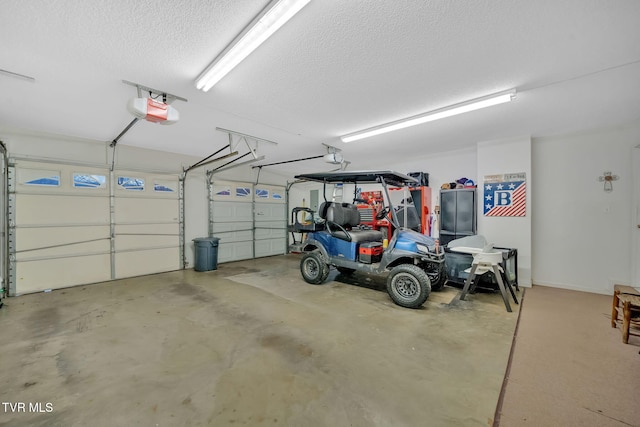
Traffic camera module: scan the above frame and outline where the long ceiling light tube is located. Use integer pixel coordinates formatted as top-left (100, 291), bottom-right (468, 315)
top-left (196, 0), bottom-right (311, 92)
top-left (341, 89), bottom-right (517, 143)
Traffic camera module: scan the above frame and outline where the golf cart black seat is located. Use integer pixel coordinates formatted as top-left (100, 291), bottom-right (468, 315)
top-left (320, 202), bottom-right (383, 243)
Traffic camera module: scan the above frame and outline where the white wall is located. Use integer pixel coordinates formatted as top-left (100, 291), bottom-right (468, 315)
top-left (532, 121), bottom-right (640, 294)
top-left (391, 147), bottom-right (477, 208)
top-left (477, 136), bottom-right (532, 287)
top-left (288, 182), bottom-right (323, 209)
top-left (385, 147), bottom-right (477, 237)
top-left (391, 123), bottom-right (640, 294)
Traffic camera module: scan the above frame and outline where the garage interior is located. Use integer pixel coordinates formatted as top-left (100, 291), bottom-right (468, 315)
top-left (1, 1), bottom-right (639, 426)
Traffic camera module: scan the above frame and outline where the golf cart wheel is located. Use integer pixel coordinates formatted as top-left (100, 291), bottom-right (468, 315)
top-left (386, 264), bottom-right (431, 308)
top-left (336, 266), bottom-right (355, 275)
top-left (300, 251), bottom-right (330, 285)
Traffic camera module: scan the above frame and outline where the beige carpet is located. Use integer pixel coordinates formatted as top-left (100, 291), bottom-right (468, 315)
top-left (496, 285), bottom-right (640, 427)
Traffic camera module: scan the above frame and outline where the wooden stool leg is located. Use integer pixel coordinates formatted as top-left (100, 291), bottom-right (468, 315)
top-left (622, 301), bottom-right (631, 344)
top-left (611, 290), bottom-right (620, 328)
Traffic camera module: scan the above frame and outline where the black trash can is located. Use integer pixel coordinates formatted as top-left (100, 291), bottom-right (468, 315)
top-left (193, 237), bottom-right (220, 271)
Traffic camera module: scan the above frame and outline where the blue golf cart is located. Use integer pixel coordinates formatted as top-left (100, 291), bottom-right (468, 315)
top-left (293, 170), bottom-right (445, 308)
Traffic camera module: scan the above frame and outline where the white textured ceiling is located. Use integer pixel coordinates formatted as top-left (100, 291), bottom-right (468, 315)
top-left (1, 0), bottom-right (640, 175)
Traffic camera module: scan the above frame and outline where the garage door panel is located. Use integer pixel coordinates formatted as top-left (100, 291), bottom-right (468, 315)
top-left (115, 224), bottom-right (179, 251)
top-left (255, 203), bottom-right (286, 220)
top-left (116, 223), bottom-right (179, 235)
top-left (217, 241), bottom-right (253, 263)
top-left (255, 221), bottom-right (286, 240)
top-left (115, 198), bottom-right (179, 223)
top-left (15, 225), bottom-right (109, 251)
top-left (16, 255), bottom-right (111, 294)
top-left (211, 222), bottom-right (253, 243)
top-left (15, 226), bottom-right (110, 260)
top-left (213, 202), bottom-right (253, 222)
top-left (115, 236), bottom-right (178, 251)
top-left (115, 247), bottom-right (180, 278)
top-left (212, 201), bottom-right (253, 222)
top-left (255, 239), bottom-right (285, 258)
top-left (16, 194), bottom-right (110, 226)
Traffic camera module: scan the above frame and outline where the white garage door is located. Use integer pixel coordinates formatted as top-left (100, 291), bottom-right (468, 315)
top-left (113, 170), bottom-right (180, 279)
top-left (210, 180), bottom-right (286, 263)
top-left (210, 181), bottom-right (254, 263)
top-left (11, 161), bottom-right (111, 294)
top-left (10, 160), bottom-right (180, 295)
top-left (254, 184), bottom-right (286, 257)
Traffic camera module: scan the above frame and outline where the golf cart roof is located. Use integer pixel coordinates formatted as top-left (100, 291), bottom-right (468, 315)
top-left (295, 170), bottom-right (418, 187)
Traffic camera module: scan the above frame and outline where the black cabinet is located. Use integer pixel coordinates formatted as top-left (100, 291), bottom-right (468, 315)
top-left (439, 188), bottom-right (476, 245)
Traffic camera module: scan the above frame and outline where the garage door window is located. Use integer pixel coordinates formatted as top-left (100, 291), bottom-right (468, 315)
top-left (20, 169), bottom-right (60, 187)
top-left (214, 185), bottom-right (231, 196)
top-left (256, 188), bottom-right (269, 198)
top-left (236, 187), bottom-right (251, 197)
top-left (73, 173), bottom-right (106, 189)
top-left (118, 176), bottom-right (145, 191)
top-left (154, 181), bottom-right (175, 192)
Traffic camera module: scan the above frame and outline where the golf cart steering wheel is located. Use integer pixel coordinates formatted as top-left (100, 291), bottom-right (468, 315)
top-left (376, 206), bottom-right (390, 220)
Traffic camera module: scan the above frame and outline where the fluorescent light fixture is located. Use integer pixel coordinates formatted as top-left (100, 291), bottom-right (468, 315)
top-left (196, 0), bottom-right (311, 91)
top-left (341, 89), bottom-right (517, 143)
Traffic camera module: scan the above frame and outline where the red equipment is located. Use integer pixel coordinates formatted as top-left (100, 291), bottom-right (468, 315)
top-left (357, 187), bottom-right (432, 237)
top-left (409, 186), bottom-right (432, 236)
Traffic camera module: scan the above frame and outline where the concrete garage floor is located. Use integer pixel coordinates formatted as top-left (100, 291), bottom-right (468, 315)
top-left (0, 255), bottom-right (520, 426)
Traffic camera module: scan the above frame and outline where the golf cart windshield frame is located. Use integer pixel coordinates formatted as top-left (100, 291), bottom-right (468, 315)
top-left (294, 170), bottom-right (419, 230)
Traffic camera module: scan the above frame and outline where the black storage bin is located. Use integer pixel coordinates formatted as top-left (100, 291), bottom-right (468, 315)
top-left (444, 246), bottom-right (517, 289)
top-left (193, 237), bottom-right (220, 272)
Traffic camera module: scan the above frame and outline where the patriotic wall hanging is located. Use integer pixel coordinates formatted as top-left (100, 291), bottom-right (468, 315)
top-left (483, 172), bottom-right (526, 217)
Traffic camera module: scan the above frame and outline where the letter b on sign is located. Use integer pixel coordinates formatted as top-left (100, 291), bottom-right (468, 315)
top-left (496, 191), bottom-right (511, 206)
